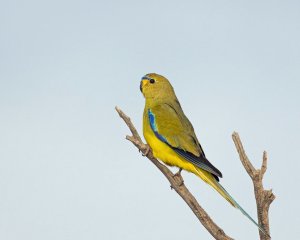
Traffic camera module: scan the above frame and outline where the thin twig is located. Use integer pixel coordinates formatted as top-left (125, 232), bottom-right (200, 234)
top-left (232, 132), bottom-right (275, 240)
top-left (116, 106), bottom-right (233, 240)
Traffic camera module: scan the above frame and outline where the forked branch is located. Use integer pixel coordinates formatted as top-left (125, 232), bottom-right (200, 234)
top-left (232, 132), bottom-right (275, 240)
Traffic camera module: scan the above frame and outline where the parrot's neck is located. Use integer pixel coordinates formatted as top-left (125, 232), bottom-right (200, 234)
top-left (145, 95), bottom-right (178, 108)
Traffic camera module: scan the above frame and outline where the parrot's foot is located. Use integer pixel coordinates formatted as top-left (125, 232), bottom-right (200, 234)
top-left (175, 168), bottom-right (182, 176)
top-left (171, 168), bottom-right (184, 189)
top-left (141, 144), bottom-right (150, 157)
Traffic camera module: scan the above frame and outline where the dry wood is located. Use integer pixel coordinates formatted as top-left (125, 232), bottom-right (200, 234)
top-left (232, 132), bottom-right (275, 240)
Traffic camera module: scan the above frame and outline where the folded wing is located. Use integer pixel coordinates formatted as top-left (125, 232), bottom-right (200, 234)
top-left (148, 103), bottom-right (222, 180)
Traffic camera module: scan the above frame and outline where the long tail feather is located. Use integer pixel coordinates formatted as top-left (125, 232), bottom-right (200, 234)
top-left (194, 167), bottom-right (270, 237)
top-left (215, 180), bottom-right (270, 237)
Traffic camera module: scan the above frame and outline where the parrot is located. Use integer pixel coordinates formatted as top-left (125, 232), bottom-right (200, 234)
top-left (140, 73), bottom-right (268, 236)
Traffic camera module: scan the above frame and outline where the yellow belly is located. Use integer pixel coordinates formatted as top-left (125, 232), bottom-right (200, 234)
top-left (143, 120), bottom-right (197, 174)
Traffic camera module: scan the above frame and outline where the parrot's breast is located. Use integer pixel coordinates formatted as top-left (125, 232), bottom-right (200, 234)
top-left (143, 110), bottom-right (196, 173)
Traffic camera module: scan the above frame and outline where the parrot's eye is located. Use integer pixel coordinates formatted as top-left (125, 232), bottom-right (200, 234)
top-left (149, 79), bottom-right (155, 84)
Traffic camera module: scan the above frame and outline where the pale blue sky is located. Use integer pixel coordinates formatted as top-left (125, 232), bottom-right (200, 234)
top-left (0, 1), bottom-right (299, 239)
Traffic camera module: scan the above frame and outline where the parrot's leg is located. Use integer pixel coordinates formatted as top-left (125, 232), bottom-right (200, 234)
top-left (176, 168), bottom-right (182, 175)
top-left (172, 168), bottom-right (184, 187)
top-left (141, 144), bottom-right (151, 156)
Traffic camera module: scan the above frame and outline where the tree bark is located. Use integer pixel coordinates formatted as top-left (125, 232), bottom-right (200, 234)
top-left (232, 132), bottom-right (275, 239)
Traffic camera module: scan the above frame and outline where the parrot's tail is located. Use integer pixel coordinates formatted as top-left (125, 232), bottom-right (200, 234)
top-left (194, 167), bottom-right (269, 237)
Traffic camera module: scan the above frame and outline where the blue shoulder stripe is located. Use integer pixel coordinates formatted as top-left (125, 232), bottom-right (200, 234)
top-left (148, 109), bottom-right (168, 143)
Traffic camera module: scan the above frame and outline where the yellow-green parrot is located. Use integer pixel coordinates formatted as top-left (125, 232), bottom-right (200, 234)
top-left (140, 73), bottom-right (267, 235)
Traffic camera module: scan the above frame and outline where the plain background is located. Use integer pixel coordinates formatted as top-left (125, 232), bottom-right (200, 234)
top-left (1, 1), bottom-right (299, 239)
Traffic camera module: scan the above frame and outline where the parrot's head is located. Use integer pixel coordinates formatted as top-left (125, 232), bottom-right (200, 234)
top-left (140, 73), bottom-right (175, 100)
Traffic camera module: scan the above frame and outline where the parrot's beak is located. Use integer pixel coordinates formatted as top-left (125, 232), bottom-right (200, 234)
top-left (140, 79), bottom-right (147, 93)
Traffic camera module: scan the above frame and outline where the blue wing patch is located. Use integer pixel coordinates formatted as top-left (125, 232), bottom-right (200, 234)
top-left (148, 109), bottom-right (168, 143)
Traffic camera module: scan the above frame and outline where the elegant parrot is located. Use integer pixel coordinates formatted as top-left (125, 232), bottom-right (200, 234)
top-left (140, 73), bottom-right (268, 236)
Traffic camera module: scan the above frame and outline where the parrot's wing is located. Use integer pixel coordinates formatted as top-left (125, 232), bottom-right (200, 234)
top-left (148, 103), bottom-right (222, 179)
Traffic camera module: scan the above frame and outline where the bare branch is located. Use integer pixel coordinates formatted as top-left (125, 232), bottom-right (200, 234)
top-left (116, 106), bottom-right (143, 143)
top-left (232, 133), bottom-right (256, 178)
top-left (261, 151), bottom-right (268, 177)
top-left (232, 132), bottom-right (275, 240)
top-left (116, 106), bottom-right (233, 240)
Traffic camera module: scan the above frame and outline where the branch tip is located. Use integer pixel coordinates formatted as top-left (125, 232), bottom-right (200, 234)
top-left (261, 151), bottom-right (268, 176)
top-left (232, 131), bottom-right (274, 239)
